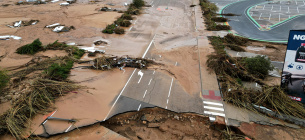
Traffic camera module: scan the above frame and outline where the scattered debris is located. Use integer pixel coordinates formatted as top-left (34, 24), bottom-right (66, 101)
top-left (100, 7), bottom-right (112, 11)
top-left (46, 23), bottom-right (75, 33)
top-left (0, 35), bottom-right (22, 40)
top-left (16, 0), bottom-right (46, 5)
top-left (7, 20), bottom-right (39, 28)
top-left (86, 56), bottom-right (156, 70)
top-left (60, 2), bottom-right (70, 6)
top-left (94, 40), bottom-right (108, 46)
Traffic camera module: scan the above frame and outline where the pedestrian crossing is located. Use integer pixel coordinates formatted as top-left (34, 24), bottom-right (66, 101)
top-left (202, 100), bottom-right (226, 123)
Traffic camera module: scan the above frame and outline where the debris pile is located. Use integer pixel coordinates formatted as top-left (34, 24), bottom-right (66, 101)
top-left (45, 23), bottom-right (75, 33)
top-left (0, 78), bottom-right (83, 139)
top-left (0, 35), bottom-right (22, 40)
top-left (7, 20), bottom-right (39, 28)
top-left (91, 56), bottom-right (155, 70)
top-left (206, 35), bottom-right (305, 121)
top-left (16, 0), bottom-right (47, 5)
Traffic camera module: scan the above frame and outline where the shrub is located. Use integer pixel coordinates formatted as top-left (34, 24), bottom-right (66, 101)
top-left (71, 46), bottom-right (85, 59)
top-left (132, 0), bottom-right (144, 9)
top-left (44, 60), bottom-right (73, 80)
top-left (224, 33), bottom-right (249, 46)
top-left (16, 39), bottom-right (42, 55)
top-left (102, 24), bottom-right (116, 34)
top-left (127, 5), bottom-right (140, 15)
top-left (121, 13), bottom-right (133, 20)
top-left (115, 18), bottom-right (132, 27)
top-left (226, 44), bottom-right (245, 52)
top-left (211, 17), bottom-right (228, 22)
top-left (114, 27), bottom-right (125, 34)
top-left (244, 55), bottom-right (273, 79)
top-left (46, 40), bottom-right (85, 59)
top-left (0, 69), bottom-right (9, 91)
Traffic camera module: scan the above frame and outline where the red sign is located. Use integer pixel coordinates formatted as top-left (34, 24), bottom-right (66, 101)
top-left (289, 96), bottom-right (302, 101)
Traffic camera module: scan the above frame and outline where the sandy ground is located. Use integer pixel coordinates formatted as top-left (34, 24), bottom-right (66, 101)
top-left (29, 68), bottom-right (133, 136)
top-left (0, 0), bottom-right (123, 68)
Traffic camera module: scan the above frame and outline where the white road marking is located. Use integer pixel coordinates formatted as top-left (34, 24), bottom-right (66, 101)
top-left (153, 70), bottom-right (155, 75)
top-left (297, 7), bottom-right (299, 13)
top-left (268, 14), bottom-right (271, 20)
top-left (255, 5), bottom-right (257, 9)
top-left (138, 104), bottom-right (142, 111)
top-left (167, 99), bottom-right (169, 104)
top-left (65, 124), bottom-right (73, 132)
top-left (143, 90), bottom-right (148, 98)
top-left (138, 70), bottom-right (144, 83)
top-left (175, 61), bottom-right (178, 66)
top-left (142, 34), bottom-right (156, 58)
top-left (148, 78), bottom-right (152, 85)
top-left (263, 5), bottom-right (265, 10)
top-left (279, 13), bottom-right (281, 22)
top-left (204, 111), bottom-right (226, 117)
top-left (287, 6), bottom-right (290, 13)
top-left (152, 5), bottom-right (154, 7)
top-left (259, 13), bottom-right (262, 20)
top-left (165, 106), bottom-right (167, 109)
top-left (129, 27), bottom-right (133, 31)
top-left (303, 1), bottom-right (305, 5)
top-left (204, 106), bottom-right (224, 111)
top-left (42, 110), bottom-right (57, 125)
top-left (289, 15), bottom-right (291, 18)
top-left (203, 101), bottom-right (223, 106)
top-left (103, 69), bottom-right (137, 121)
top-left (167, 78), bottom-right (174, 98)
top-left (271, 5), bottom-right (273, 11)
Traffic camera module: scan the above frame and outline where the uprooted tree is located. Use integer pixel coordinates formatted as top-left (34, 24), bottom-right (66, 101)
top-left (206, 34), bottom-right (305, 121)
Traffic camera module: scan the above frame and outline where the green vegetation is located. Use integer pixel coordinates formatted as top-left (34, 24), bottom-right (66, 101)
top-left (243, 55), bottom-right (273, 79)
top-left (102, 24), bottom-right (116, 34)
top-left (114, 18), bottom-right (132, 27)
top-left (0, 79), bottom-right (81, 139)
top-left (46, 40), bottom-right (85, 59)
top-left (120, 13), bottom-right (133, 20)
top-left (102, 0), bottom-right (144, 34)
top-left (199, 0), bottom-right (231, 31)
top-left (132, 0), bottom-right (144, 9)
top-left (224, 33), bottom-right (249, 46)
top-left (44, 60), bottom-right (74, 80)
top-left (0, 68), bottom-right (9, 92)
top-left (16, 39), bottom-right (43, 55)
top-left (114, 27), bottom-right (125, 34)
top-left (206, 35), bottom-right (305, 121)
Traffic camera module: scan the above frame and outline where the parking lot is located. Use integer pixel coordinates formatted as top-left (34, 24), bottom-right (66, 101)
top-left (249, 0), bottom-right (305, 29)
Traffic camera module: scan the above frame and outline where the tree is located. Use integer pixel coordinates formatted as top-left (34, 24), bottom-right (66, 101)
top-left (244, 55), bottom-right (273, 79)
top-left (133, 0), bottom-right (144, 9)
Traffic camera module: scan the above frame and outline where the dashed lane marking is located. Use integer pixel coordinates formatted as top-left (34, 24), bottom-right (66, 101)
top-left (143, 90), bottom-right (148, 98)
top-left (148, 78), bottom-right (152, 85)
top-left (103, 69), bottom-right (137, 121)
top-left (138, 104), bottom-right (142, 111)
